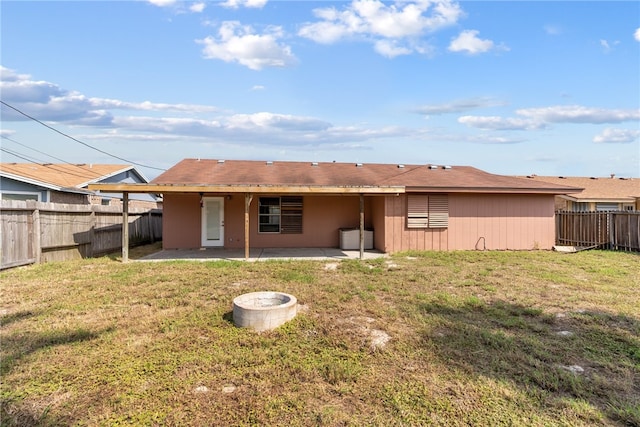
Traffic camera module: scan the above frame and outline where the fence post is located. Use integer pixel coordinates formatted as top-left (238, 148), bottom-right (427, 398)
top-left (147, 211), bottom-right (154, 243)
top-left (32, 203), bottom-right (41, 264)
top-left (88, 207), bottom-right (96, 258)
top-left (122, 192), bottom-right (129, 262)
top-left (608, 212), bottom-right (614, 250)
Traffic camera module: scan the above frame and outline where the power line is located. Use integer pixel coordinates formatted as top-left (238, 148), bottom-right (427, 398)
top-left (1, 140), bottom-right (131, 183)
top-left (2, 135), bottom-right (71, 164)
top-left (0, 146), bottom-right (97, 182)
top-left (1, 100), bottom-right (166, 172)
top-left (1, 146), bottom-right (42, 164)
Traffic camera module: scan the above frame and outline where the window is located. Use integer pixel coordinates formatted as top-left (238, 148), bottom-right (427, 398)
top-left (572, 202), bottom-right (590, 212)
top-left (259, 196), bottom-right (303, 233)
top-left (407, 194), bottom-right (448, 229)
top-left (0, 192), bottom-right (40, 201)
top-left (596, 202), bottom-right (618, 212)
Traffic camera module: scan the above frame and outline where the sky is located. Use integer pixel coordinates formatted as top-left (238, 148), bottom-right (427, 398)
top-left (1, 0), bottom-right (639, 181)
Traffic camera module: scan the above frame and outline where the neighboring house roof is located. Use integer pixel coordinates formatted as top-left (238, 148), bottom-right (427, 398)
top-left (0, 163), bottom-right (148, 194)
top-left (520, 175), bottom-right (640, 202)
top-left (91, 159), bottom-right (582, 195)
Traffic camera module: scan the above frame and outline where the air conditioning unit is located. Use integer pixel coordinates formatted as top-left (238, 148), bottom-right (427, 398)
top-left (339, 228), bottom-right (373, 250)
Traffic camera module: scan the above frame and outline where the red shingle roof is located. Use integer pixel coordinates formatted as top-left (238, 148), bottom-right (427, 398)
top-left (520, 175), bottom-right (640, 201)
top-left (151, 159), bottom-right (581, 194)
top-left (0, 163), bottom-right (136, 190)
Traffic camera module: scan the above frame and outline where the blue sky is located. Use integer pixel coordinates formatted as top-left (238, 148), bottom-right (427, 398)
top-left (1, 0), bottom-right (639, 180)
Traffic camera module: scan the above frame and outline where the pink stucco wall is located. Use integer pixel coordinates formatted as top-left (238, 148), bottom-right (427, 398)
top-left (162, 192), bottom-right (556, 252)
top-left (162, 193), bottom-right (376, 249)
top-left (162, 193), bottom-right (201, 249)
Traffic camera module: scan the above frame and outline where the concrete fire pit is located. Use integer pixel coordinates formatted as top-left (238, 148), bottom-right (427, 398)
top-left (232, 291), bottom-right (297, 332)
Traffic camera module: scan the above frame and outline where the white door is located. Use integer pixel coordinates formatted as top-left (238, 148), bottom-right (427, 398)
top-left (201, 197), bottom-right (224, 247)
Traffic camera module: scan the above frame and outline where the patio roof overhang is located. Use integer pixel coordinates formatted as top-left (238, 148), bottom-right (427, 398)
top-left (88, 183), bottom-right (406, 194)
top-left (90, 183), bottom-right (396, 263)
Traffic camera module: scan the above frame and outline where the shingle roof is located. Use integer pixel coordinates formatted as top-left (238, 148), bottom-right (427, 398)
top-left (150, 159), bottom-right (581, 194)
top-left (0, 163), bottom-right (136, 190)
top-left (520, 175), bottom-right (640, 201)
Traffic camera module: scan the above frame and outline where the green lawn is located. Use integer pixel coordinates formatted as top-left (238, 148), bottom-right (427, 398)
top-left (1, 249), bottom-right (638, 426)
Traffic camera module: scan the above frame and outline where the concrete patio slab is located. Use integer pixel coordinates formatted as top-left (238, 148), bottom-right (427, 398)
top-left (138, 247), bottom-right (387, 262)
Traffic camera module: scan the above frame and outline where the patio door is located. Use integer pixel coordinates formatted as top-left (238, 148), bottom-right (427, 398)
top-left (201, 197), bottom-right (224, 247)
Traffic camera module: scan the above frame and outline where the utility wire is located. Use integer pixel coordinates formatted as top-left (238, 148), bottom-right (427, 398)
top-left (0, 146), bottom-right (85, 180)
top-left (2, 134), bottom-right (71, 164)
top-left (1, 100), bottom-right (166, 172)
top-left (0, 143), bottom-right (123, 183)
top-left (1, 146), bottom-right (42, 164)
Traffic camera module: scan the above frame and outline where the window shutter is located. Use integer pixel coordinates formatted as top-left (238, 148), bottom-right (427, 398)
top-left (280, 196), bottom-right (303, 234)
top-left (407, 194), bottom-right (449, 229)
top-left (428, 195), bottom-right (448, 228)
top-left (407, 195), bottom-right (429, 228)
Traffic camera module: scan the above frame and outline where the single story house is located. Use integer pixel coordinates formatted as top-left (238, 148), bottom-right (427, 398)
top-left (91, 159), bottom-right (581, 258)
top-left (520, 175), bottom-right (639, 212)
top-left (0, 163), bottom-right (161, 208)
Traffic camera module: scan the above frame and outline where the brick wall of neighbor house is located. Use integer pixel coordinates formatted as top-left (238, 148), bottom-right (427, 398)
top-left (382, 193), bottom-right (556, 252)
top-left (50, 191), bottom-right (89, 204)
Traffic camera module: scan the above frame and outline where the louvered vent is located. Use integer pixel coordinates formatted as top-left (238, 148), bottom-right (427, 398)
top-left (407, 194), bottom-right (448, 229)
top-left (428, 195), bottom-right (449, 228)
top-left (280, 196), bottom-right (303, 234)
top-left (407, 195), bottom-right (429, 228)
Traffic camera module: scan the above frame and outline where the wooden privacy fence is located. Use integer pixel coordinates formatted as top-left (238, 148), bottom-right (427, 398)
top-left (555, 211), bottom-right (640, 252)
top-left (1, 200), bottom-right (162, 269)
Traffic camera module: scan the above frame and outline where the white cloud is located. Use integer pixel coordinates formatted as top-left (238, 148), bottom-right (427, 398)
top-left (593, 128), bottom-right (640, 144)
top-left (414, 97), bottom-right (505, 115)
top-left (196, 21), bottom-right (296, 70)
top-left (458, 116), bottom-right (545, 131)
top-left (147, 0), bottom-right (176, 6)
top-left (148, 0), bottom-right (206, 14)
top-left (600, 39), bottom-right (620, 53)
top-left (1, 66), bottom-right (418, 148)
top-left (448, 30), bottom-right (495, 54)
top-left (0, 66), bottom-right (219, 122)
top-left (220, 0), bottom-right (268, 9)
top-left (298, 0), bottom-right (463, 56)
top-left (251, 85), bottom-right (265, 91)
top-left (227, 112), bottom-right (331, 131)
top-left (516, 105), bottom-right (640, 124)
top-left (459, 105), bottom-right (640, 131)
top-left (374, 40), bottom-right (413, 58)
top-left (189, 3), bottom-right (206, 13)
top-left (635, 28), bottom-right (640, 42)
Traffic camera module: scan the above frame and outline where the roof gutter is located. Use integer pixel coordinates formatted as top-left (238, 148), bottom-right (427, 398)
top-left (406, 186), bottom-right (583, 195)
top-left (89, 183), bottom-right (406, 194)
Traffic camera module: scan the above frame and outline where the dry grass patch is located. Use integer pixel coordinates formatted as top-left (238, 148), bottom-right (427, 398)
top-left (1, 250), bottom-right (638, 426)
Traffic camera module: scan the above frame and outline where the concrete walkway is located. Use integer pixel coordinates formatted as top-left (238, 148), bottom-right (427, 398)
top-left (139, 247), bottom-right (387, 262)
